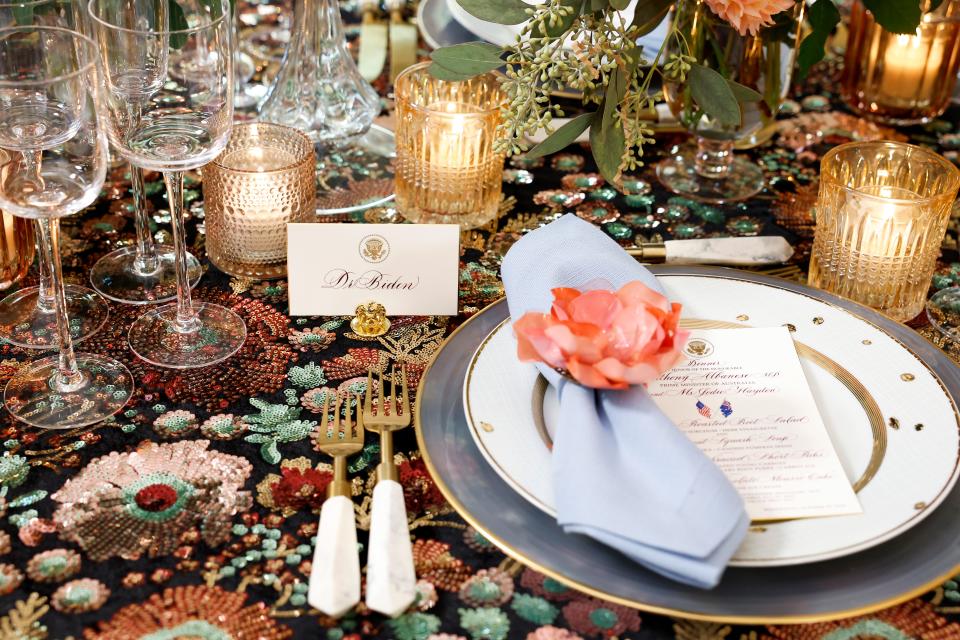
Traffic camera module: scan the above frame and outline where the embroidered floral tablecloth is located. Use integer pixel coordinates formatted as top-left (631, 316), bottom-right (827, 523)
top-left (1, 24), bottom-right (960, 640)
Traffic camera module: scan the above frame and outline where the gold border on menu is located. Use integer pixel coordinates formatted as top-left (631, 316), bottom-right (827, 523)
top-left (415, 273), bottom-right (960, 624)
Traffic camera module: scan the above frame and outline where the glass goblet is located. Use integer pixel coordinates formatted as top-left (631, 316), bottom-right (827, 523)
top-left (90, 0), bottom-right (246, 369)
top-left (0, 26), bottom-right (134, 428)
top-left (656, 0), bottom-right (804, 203)
top-left (0, 0), bottom-right (109, 348)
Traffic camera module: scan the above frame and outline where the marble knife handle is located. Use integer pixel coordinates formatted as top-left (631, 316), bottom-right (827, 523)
top-left (308, 495), bottom-right (361, 617)
top-left (627, 236), bottom-right (794, 266)
top-left (365, 479), bottom-right (417, 617)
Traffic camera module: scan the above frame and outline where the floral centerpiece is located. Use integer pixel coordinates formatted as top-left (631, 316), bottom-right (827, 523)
top-left (428, 0), bottom-right (927, 184)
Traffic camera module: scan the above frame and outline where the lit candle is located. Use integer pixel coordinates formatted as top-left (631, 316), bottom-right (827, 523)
top-left (878, 31), bottom-right (944, 103)
top-left (203, 123), bottom-right (315, 279)
top-left (426, 102), bottom-right (484, 171)
top-left (848, 184), bottom-right (918, 258)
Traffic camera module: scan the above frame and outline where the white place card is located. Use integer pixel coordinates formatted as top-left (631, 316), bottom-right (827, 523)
top-left (286, 223), bottom-right (460, 316)
top-left (647, 327), bottom-right (862, 521)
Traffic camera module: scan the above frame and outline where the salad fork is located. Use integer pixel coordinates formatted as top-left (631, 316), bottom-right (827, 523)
top-left (308, 391), bottom-right (363, 618)
top-left (363, 365), bottom-right (417, 617)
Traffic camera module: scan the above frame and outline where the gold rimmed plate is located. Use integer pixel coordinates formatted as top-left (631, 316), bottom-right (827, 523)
top-left (416, 266), bottom-right (960, 623)
top-left (464, 275), bottom-right (960, 567)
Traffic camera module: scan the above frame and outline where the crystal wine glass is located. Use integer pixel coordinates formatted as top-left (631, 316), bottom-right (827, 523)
top-left (0, 26), bottom-right (134, 427)
top-left (0, 0), bottom-right (109, 349)
top-left (89, 0), bottom-right (246, 369)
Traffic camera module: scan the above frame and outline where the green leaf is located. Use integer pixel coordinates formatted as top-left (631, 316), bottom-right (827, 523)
top-left (428, 63), bottom-right (476, 81)
top-left (609, 0), bottom-right (629, 9)
top-left (526, 112), bottom-right (595, 159)
top-left (688, 63), bottom-right (741, 127)
top-left (11, 3), bottom-right (33, 25)
top-left (455, 0), bottom-right (530, 24)
top-left (797, 0), bottom-right (840, 77)
top-left (261, 440), bottom-right (281, 465)
top-left (430, 42), bottom-right (504, 76)
top-left (8, 490), bottom-right (46, 509)
top-left (631, 0), bottom-right (672, 37)
top-left (544, 0), bottom-right (583, 38)
top-left (590, 0), bottom-right (608, 12)
top-left (727, 80), bottom-right (762, 103)
top-left (243, 433), bottom-right (273, 443)
top-left (169, 0), bottom-right (189, 50)
top-left (590, 70), bottom-right (626, 183)
top-left (862, 0), bottom-right (921, 33)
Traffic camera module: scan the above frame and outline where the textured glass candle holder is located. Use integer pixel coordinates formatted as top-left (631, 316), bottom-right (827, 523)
top-left (842, 0), bottom-right (960, 125)
top-left (204, 123), bottom-right (316, 279)
top-left (394, 62), bottom-right (504, 229)
top-left (808, 141), bottom-right (960, 322)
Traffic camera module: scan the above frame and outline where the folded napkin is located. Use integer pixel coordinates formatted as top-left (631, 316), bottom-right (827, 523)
top-left (501, 214), bottom-right (748, 588)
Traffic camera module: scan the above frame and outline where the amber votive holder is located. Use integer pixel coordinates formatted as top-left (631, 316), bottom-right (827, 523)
top-left (808, 141), bottom-right (960, 322)
top-left (842, 0), bottom-right (960, 124)
top-left (203, 122), bottom-right (316, 279)
top-left (394, 62), bottom-right (505, 229)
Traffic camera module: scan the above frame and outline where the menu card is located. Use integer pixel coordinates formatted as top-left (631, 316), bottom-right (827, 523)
top-left (646, 327), bottom-right (861, 521)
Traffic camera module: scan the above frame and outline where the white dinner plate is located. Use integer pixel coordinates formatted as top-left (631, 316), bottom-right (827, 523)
top-left (463, 274), bottom-right (960, 567)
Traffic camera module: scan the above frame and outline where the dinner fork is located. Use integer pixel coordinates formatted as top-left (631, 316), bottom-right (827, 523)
top-left (363, 365), bottom-right (417, 617)
top-left (308, 392), bottom-right (363, 618)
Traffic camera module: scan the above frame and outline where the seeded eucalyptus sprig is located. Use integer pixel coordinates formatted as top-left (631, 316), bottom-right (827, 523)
top-left (428, 0), bottom-right (923, 183)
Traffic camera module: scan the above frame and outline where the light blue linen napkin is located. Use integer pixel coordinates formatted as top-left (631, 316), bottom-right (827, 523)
top-left (501, 214), bottom-right (749, 588)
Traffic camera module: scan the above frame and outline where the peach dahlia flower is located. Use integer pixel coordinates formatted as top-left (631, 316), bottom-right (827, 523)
top-left (704, 0), bottom-right (796, 36)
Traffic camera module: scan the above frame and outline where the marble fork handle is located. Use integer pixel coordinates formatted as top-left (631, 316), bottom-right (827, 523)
top-left (365, 479), bottom-right (417, 617)
top-left (308, 494), bottom-right (361, 617)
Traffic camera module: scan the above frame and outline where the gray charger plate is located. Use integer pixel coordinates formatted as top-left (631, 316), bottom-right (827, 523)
top-left (415, 266), bottom-right (960, 623)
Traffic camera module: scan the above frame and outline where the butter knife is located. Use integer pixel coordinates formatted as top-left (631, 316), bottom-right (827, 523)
top-left (626, 236), bottom-right (793, 266)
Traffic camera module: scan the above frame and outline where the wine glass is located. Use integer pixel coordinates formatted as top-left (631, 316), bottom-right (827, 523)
top-left (0, 0), bottom-right (109, 348)
top-left (0, 26), bottom-right (134, 428)
top-left (656, 0), bottom-right (804, 203)
top-left (89, 0), bottom-right (246, 369)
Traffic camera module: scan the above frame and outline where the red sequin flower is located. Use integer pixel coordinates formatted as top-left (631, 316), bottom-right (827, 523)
top-left (256, 457), bottom-right (335, 516)
top-left (399, 456), bottom-right (447, 516)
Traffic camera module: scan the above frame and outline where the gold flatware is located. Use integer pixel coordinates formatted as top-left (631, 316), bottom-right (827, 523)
top-left (387, 0), bottom-right (417, 83)
top-left (358, 0), bottom-right (388, 82)
top-left (363, 365), bottom-right (417, 617)
top-left (308, 392), bottom-right (364, 618)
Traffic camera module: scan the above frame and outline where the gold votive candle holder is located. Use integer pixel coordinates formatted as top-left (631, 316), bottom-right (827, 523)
top-left (203, 122), bottom-right (316, 279)
top-left (0, 212), bottom-right (32, 291)
top-left (809, 141), bottom-right (960, 322)
top-left (394, 62), bottom-right (505, 229)
top-left (842, 0), bottom-right (960, 124)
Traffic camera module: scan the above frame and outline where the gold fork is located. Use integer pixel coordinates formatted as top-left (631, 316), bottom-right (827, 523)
top-left (363, 365), bottom-right (417, 617)
top-left (308, 391), bottom-right (363, 618)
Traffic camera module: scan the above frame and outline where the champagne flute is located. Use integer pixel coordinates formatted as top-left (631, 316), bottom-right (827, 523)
top-left (89, 0), bottom-right (246, 369)
top-left (0, 26), bottom-right (133, 428)
top-left (0, 0), bottom-right (109, 348)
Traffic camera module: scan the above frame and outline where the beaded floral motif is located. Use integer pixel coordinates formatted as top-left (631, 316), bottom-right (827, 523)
top-left (526, 626), bottom-right (583, 640)
top-left (0, 563), bottom-right (23, 595)
top-left (200, 413), bottom-right (247, 440)
top-left (153, 410), bottom-right (199, 439)
top-left (52, 578), bottom-right (109, 613)
top-left (459, 568), bottom-right (514, 607)
top-left (242, 398), bottom-right (317, 464)
top-left (561, 597), bottom-right (642, 637)
top-left (287, 327), bottom-right (336, 352)
top-left (83, 585), bottom-right (292, 639)
top-left (459, 607), bottom-right (510, 640)
top-left (256, 457), bottom-right (335, 516)
top-left (52, 441), bottom-right (252, 561)
top-left (520, 569), bottom-right (576, 602)
top-left (0, 454), bottom-right (30, 487)
top-left (26, 549), bottom-right (81, 583)
top-left (763, 599), bottom-right (960, 639)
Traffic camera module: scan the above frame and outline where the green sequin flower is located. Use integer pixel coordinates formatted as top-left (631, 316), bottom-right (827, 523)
top-left (458, 607), bottom-right (510, 640)
top-left (0, 454), bottom-right (29, 488)
top-left (387, 612), bottom-right (441, 640)
top-left (287, 362), bottom-right (327, 389)
top-left (153, 410), bottom-right (199, 439)
top-left (243, 399), bottom-right (317, 464)
top-left (511, 594), bottom-right (559, 625)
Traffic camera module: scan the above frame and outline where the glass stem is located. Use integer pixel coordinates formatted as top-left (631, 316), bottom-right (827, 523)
top-left (34, 220), bottom-right (55, 314)
top-left (163, 171), bottom-right (200, 333)
top-left (37, 218), bottom-right (83, 392)
top-left (694, 137), bottom-right (735, 180)
top-left (130, 165), bottom-right (159, 274)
